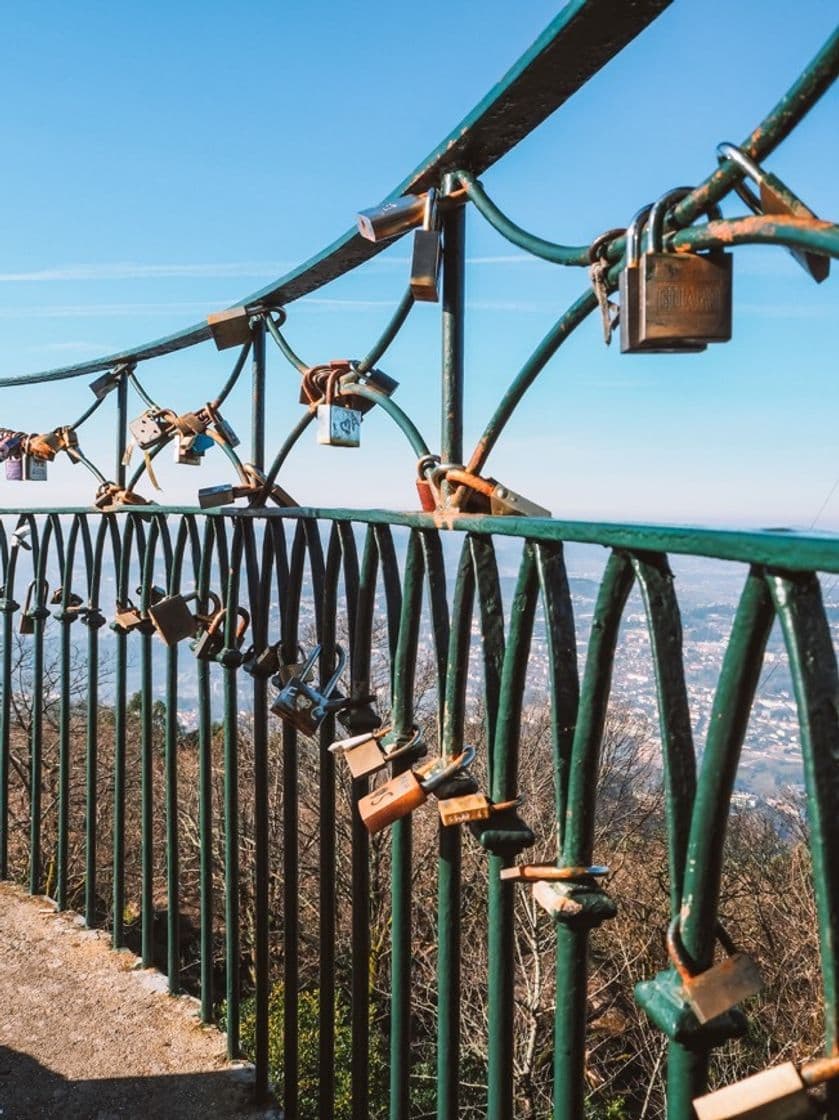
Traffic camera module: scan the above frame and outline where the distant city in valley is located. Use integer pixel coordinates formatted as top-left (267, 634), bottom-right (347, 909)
top-left (33, 531), bottom-right (827, 817)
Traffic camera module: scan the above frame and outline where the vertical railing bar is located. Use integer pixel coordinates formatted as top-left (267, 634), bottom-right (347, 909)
top-left (532, 541), bottom-right (579, 854)
top-left (115, 368), bottom-right (128, 489)
top-left (56, 515), bottom-right (83, 912)
top-left (245, 516), bottom-right (271, 1102)
top-left (437, 539), bottom-right (476, 1120)
top-left (0, 522), bottom-right (12, 880)
top-left (196, 516), bottom-right (216, 1020)
top-left (418, 531), bottom-right (450, 749)
top-left (281, 520), bottom-right (310, 1120)
top-left (349, 526), bottom-right (381, 1120)
top-left (137, 515), bottom-right (172, 966)
top-left (467, 535), bottom-right (506, 788)
top-left (767, 571), bottom-right (839, 1101)
top-left (86, 515), bottom-right (114, 928)
top-left (251, 318), bottom-right (266, 472)
top-left (215, 516), bottom-right (242, 1058)
top-left (163, 515), bottom-right (196, 994)
top-left (441, 185), bottom-right (466, 484)
top-left (486, 541), bottom-right (539, 1120)
top-left (389, 530), bottom-right (427, 1120)
top-left (112, 514), bottom-right (140, 949)
top-left (629, 552), bottom-right (700, 1113)
top-left (28, 514), bottom-right (52, 897)
top-left (555, 551), bottom-right (634, 1120)
top-left (317, 523), bottom-right (353, 1120)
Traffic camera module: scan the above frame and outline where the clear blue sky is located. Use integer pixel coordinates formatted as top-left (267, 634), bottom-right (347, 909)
top-left (0, 1), bottom-right (837, 528)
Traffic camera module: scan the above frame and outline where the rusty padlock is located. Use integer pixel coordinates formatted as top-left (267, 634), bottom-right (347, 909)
top-left (438, 794), bottom-right (522, 828)
top-left (717, 142), bottom-right (830, 283)
top-left (357, 746), bottom-right (476, 835)
top-left (19, 579), bottom-right (50, 634)
top-left (667, 916), bottom-right (763, 1025)
top-left (329, 725), bottom-right (424, 780)
top-left (415, 454), bottom-right (440, 512)
top-left (693, 1054), bottom-right (839, 1120)
top-left (149, 590), bottom-right (221, 646)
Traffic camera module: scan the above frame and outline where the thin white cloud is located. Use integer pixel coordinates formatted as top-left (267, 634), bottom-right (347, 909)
top-left (0, 262), bottom-right (293, 282)
top-left (0, 302), bottom-right (211, 318)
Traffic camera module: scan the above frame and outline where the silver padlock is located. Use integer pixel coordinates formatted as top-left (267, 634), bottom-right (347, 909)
top-left (129, 410), bottom-right (168, 449)
top-left (316, 368), bottom-right (361, 448)
top-left (410, 188), bottom-right (441, 302)
top-left (198, 483), bottom-right (235, 508)
top-left (23, 454), bottom-right (48, 481)
top-left (317, 403), bottom-right (361, 447)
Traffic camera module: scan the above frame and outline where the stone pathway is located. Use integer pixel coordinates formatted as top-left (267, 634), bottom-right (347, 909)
top-left (0, 883), bottom-right (278, 1119)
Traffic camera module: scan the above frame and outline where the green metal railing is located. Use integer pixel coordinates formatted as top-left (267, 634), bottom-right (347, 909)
top-left (2, 3), bottom-right (839, 1118)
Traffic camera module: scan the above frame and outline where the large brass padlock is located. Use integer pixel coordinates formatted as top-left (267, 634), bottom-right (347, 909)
top-left (620, 203), bottom-right (707, 355)
top-left (19, 579), bottom-right (50, 635)
top-left (270, 644), bottom-right (347, 736)
top-left (329, 725), bottom-right (424, 780)
top-left (717, 142), bottom-right (830, 284)
top-left (357, 747), bottom-right (475, 835)
top-left (667, 917), bottom-right (762, 1025)
top-left (639, 186), bottom-right (732, 348)
top-left (693, 1055), bottom-right (839, 1120)
top-left (410, 188), bottom-right (441, 302)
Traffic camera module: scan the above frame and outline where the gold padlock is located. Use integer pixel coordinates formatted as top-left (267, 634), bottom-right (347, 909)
top-left (693, 1054), bottom-right (839, 1119)
top-left (668, 917), bottom-right (763, 1025)
top-left (717, 142), bottom-right (830, 283)
top-left (330, 725), bottom-right (423, 780)
top-left (19, 579), bottom-right (49, 635)
top-left (438, 794), bottom-right (521, 828)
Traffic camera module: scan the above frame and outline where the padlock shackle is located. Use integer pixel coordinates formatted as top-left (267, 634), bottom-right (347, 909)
top-left (422, 187), bottom-right (438, 232)
top-left (625, 204), bottom-right (653, 268)
top-left (648, 187), bottom-right (693, 254)
top-left (647, 187), bottom-right (724, 256)
top-left (716, 141), bottom-right (766, 214)
top-left (322, 642), bottom-right (347, 697)
top-left (420, 745), bottom-right (476, 793)
top-left (382, 724), bottom-right (423, 761)
top-left (666, 915), bottom-right (741, 983)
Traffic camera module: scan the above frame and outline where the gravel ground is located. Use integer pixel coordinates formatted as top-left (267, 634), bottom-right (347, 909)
top-left (0, 883), bottom-right (280, 1119)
